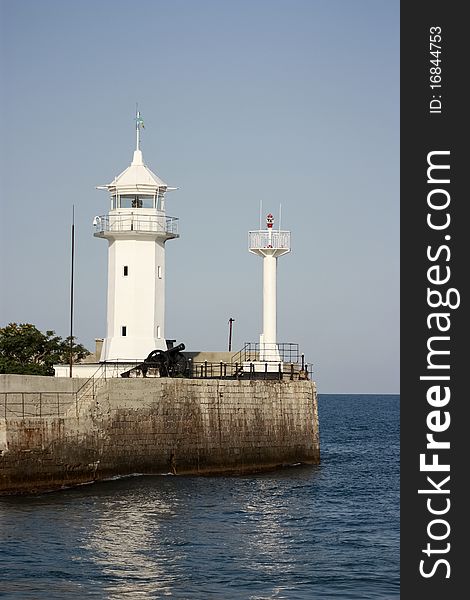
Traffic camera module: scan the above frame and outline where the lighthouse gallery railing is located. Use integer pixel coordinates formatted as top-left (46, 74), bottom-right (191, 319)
top-left (248, 230), bottom-right (290, 250)
top-left (94, 213), bottom-right (179, 236)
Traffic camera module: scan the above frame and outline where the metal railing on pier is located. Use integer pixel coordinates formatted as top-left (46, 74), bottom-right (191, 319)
top-left (186, 359), bottom-right (312, 381)
top-left (1, 391), bottom-right (77, 419)
top-left (1, 364), bottom-right (109, 420)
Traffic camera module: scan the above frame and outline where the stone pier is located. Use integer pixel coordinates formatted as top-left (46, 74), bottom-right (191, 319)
top-left (0, 375), bottom-right (320, 494)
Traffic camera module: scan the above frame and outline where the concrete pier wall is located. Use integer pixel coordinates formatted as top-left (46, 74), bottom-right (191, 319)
top-left (0, 375), bottom-right (319, 494)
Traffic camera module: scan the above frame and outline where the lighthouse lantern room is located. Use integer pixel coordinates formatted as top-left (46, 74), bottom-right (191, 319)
top-left (93, 112), bottom-right (179, 362)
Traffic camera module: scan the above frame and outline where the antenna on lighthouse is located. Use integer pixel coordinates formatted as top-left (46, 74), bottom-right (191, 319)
top-left (135, 104), bottom-right (144, 151)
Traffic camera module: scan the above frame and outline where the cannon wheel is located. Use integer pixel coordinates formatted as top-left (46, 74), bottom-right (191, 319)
top-left (168, 352), bottom-right (188, 377)
top-left (145, 349), bottom-right (170, 377)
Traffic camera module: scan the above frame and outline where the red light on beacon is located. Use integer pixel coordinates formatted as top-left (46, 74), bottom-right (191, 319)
top-left (266, 213), bottom-right (274, 229)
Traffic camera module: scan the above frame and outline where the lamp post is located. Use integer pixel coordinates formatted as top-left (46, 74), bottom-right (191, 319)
top-left (228, 318), bottom-right (235, 351)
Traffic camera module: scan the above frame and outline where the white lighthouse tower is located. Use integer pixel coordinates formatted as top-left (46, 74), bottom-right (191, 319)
top-left (249, 213), bottom-right (291, 363)
top-left (93, 113), bottom-right (179, 363)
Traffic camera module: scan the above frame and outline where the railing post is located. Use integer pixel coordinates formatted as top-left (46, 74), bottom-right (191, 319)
top-left (290, 363), bottom-right (294, 381)
top-left (224, 362), bottom-right (227, 378)
top-left (301, 353), bottom-right (305, 371)
top-left (278, 363), bottom-right (282, 381)
top-left (235, 362), bottom-right (239, 379)
top-left (204, 361), bottom-right (208, 378)
top-left (220, 361), bottom-right (223, 379)
top-left (264, 362), bottom-right (268, 380)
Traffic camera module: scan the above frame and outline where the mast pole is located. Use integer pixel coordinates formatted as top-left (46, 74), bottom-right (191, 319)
top-left (69, 205), bottom-right (75, 377)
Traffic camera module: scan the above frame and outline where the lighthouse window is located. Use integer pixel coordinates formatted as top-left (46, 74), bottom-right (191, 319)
top-left (123, 266), bottom-right (128, 276)
top-left (122, 326), bottom-right (127, 337)
top-left (140, 195), bottom-right (154, 208)
top-left (120, 195), bottom-right (141, 208)
top-left (156, 190), bottom-right (165, 210)
top-left (156, 326), bottom-right (161, 339)
top-left (157, 266), bottom-right (162, 279)
top-left (119, 195), bottom-right (154, 209)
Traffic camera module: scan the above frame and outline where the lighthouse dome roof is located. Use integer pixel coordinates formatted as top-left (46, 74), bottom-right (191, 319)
top-left (105, 150), bottom-right (169, 194)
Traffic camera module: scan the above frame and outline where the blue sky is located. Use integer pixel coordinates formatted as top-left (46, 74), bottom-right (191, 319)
top-left (0, 0), bottom-right (399, 393)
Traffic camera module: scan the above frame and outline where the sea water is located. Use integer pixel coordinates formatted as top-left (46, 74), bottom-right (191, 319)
top-left (0, 394), bottom-right (399, 599)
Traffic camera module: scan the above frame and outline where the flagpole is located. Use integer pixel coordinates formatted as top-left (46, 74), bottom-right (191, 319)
top-left (69, 205), bottom-right (75, 378)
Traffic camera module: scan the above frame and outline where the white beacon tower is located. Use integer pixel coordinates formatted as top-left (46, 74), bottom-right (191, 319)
top-left (94, 113), bottom-right (179, 362)
top-left (249, 213), bottom-right (291, 363)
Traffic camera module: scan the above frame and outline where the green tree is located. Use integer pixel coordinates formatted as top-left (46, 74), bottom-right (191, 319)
top-left (0, 323), bottom-right (90, 376)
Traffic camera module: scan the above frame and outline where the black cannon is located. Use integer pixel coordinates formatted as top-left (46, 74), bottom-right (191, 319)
top-left (121, 342), bottom-right (187, 378)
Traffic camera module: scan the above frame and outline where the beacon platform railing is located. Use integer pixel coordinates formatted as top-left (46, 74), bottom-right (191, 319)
top-left (248, 230), bottom-right (290, 250)
top-left (93, 213), bottom-right (179, 237)
top-left (232, 342), bottom-right (301, 365)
